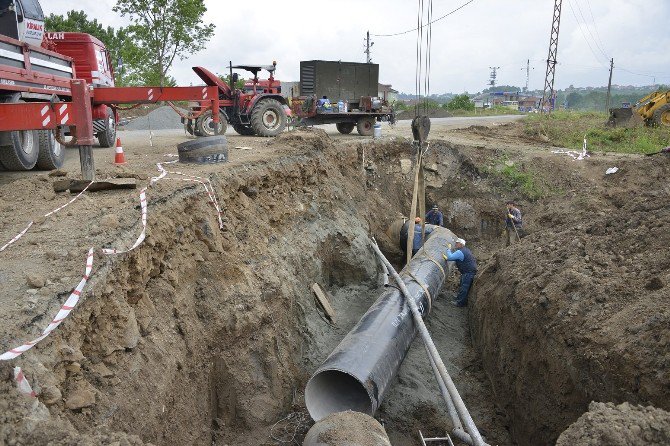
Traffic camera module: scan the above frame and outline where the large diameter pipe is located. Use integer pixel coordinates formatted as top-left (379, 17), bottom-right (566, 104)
top-left (305, 226), bottom-right (456, 421)
top-left (371, 242), bottom-right (488, 446)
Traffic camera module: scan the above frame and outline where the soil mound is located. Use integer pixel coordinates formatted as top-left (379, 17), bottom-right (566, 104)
top-left (124, 106), bottom-right (185, 130)
top-left (556, 402), bottom-right (670, 445)
top-left (470, 155), bottom-right (670, 445)
top-left (273, 128), bottom-right (331, 150)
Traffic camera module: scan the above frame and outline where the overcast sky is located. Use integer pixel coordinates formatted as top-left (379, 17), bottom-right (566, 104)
top-left (43, 0), bottom-right (670, 94)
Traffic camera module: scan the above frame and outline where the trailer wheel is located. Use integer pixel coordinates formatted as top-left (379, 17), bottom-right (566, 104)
top-left (232, 124), bottom-right (256, 136)
top-left (36, 130), bottom-right (65, 170)
top-left (336, 122), bottom-right (355, 134)
top-left (652, 104), bottom-right (670, 127)
top-left (0, 94), bottom-right (39, 170)
top-left (195, 110), bottom-right (227, 136)
top-left (251, 99), bottom-right (287, 137)
top-left (97, 108), bottom-right (117, 148)
top-left (356, 117), bottom-right (375, 136)
top-left (177, 136), bottom-right (228, 164)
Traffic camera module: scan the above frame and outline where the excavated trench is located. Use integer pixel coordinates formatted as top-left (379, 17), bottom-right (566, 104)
top-left (9, 130), bottom-right (662, 446)
top-left (1, 135), bottom-right (518, 446)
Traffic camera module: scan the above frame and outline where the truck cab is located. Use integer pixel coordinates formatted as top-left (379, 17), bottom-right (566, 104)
top-left (46, 32), bottom-right (115, 88)
top-left (0, 0), bottom-right (45, 47)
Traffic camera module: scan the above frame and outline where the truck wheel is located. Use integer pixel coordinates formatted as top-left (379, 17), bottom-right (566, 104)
top-left (652, 104), bottom-right (670, 127)
top-left (251, 99), bottom-right (287, 137)
top-left (97, 108), bottom-right (117, 148)
top-left (357, 117), bottom-right (375, 136)
top-left (195, 110), bottom-right (227, 136)
top-left (232, 124), bottom-right (256, 136)
top-left (36, 130), bottom-right (65, 170)
top-left (177, 136), bottom-right (228, 164)
top-left (336, 122), bottom-right (355, 134)
top-left (0, 95), bottom-right (39, 170)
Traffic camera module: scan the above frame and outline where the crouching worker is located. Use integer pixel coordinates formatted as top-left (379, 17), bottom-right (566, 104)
top-left (412, 217), bottom-right (433, 256)
top-left (442, 238), bottom-right (477, 307)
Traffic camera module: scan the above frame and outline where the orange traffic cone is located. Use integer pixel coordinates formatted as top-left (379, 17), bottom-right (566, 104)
top-left (114, 137), bottom-right (126, 165)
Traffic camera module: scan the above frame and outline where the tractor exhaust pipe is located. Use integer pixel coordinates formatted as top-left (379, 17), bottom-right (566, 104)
top-left (305, 226), bottom-right (456, 421)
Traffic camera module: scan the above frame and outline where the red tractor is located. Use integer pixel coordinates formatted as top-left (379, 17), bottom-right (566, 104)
top-left (184, 62), bottom-right (289, 137)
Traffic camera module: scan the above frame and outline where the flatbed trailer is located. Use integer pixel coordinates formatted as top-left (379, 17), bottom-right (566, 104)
top-left (290, 96), bottom-right (394, 136)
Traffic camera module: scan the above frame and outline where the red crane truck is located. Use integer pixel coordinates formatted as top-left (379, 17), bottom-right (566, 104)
top-left (0, 0), bottom-right (117, 170)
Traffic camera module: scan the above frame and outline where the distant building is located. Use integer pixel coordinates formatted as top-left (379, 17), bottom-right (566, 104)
top-left (378, 83), bottom-right (399, 102)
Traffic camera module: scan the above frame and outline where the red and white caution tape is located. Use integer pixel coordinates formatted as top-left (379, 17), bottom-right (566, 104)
top-left (0, 181), bottom-right (92, 253)
top-left (100, 169), bottom-right (167, 256)
top-left (1, 161), bottom-right (224, 363)
top-left (0, 248), bottom-right (94, 361)
top-left (13, 367), bottom-right (36, 398)
top-left (157, 163), bottom-right (224, 229)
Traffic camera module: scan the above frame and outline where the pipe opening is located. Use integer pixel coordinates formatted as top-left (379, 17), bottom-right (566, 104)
top-left (305, 370), bottom-right (372, 421)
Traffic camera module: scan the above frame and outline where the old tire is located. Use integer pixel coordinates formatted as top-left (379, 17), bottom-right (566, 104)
top-left (195, 110), bottom-right (227, 136)
top-left (36, 130), bottom-right (65, 170)
top-left (232, 124), bottom-right (256, 136)
top-left (250, 99), bottom-right (287, 137)
top-left (652, 104), bottom-right (670, 127)
top-left (336, 122), bottom-right (355, 134)
top-left (357, 117), bottom-right (375, 136)
top-left (177, 136), bottom-right (228, 164)
top-left (0, 95), bottom-right (38, 170)
top-left (97, 108), bottom-right (117, 148)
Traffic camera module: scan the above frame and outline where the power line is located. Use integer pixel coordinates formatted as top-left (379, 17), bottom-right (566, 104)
top-left (583, 0), bottom-right (610, 58)
top-left (566, 0), bottom-right (607, 66)
top-left (572, 0), bottom-right (609, 61)
top-left (372, 0), bottom-right (476, 37)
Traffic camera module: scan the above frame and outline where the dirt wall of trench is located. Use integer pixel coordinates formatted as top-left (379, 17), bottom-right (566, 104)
top-left (0, 133), bottom-right (441, 445)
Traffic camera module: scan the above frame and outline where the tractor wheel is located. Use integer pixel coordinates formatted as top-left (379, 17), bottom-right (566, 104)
top-left (36, 130), bottom-right (65, 170)
top-left (250, 99), bottom-right (287, 137)
top-left (0, 94), bottom-right (39, 170)
top-left (195, 110), bottom-right (227, 137)
top-left (232, 124), bottom-right (256, 136)
top-left (96, 108), bottom-right (117, 148)
top-left (336, 122), bottom-right (355, 134)
top-left (356, 117), bottom-right (375, 136)
top-left (652, 104), bottom-right (670, 127)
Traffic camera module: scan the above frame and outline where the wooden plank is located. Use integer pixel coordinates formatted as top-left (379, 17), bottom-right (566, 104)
top-left (312, 283), bottom-right (336, 323)
top-left (69, 178), bottom-right (137, 193)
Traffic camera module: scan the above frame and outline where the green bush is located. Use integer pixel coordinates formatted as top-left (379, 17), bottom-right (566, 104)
top-left (446, 94), bottom-right (474, 111)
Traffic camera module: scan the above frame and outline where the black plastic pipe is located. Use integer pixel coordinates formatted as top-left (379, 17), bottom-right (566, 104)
top-left (305, 226), bottom-right (456, 421)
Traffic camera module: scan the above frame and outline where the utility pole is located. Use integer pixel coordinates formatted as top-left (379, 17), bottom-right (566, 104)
top-left (541, 0), bottom-right (563, 113)
top-left (488, 66), bottom-right (500, 88)
top-left (605, 58), bottom-right (614, 112)
top-left (521, 59), bottom-right (534, 92)
top-left (364, 31), bottom-right (374, 63)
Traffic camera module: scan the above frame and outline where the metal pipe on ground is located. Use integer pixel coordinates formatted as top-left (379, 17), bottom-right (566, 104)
top-left (370, 241), bottom-right (488, 446)
top-left (305, 226), bottom-right (455, 421)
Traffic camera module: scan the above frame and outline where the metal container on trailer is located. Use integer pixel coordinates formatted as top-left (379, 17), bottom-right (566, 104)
top-left (299, 60), bottom-right (379, 106)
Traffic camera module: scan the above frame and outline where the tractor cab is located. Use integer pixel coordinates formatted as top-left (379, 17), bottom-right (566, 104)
top-left (0, 0), bottom-right (45, 47)
top-left (232, 62), bottom-right (281, 95)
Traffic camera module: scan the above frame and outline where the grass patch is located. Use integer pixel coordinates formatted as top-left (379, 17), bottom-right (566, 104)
top-left (450, 106), bottom-right (523, 117)
top-left (481, 158), bottom-right (547, 201)
top-left (523, 110), bottom-right (670, 154)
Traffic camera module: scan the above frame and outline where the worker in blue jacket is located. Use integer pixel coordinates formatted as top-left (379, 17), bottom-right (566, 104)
top-left (442, 238), bottom-right (477, 307)
top-left (425, 204), bottom-right (444, 226)
top-left (412, 217), bottom-right (433, 256)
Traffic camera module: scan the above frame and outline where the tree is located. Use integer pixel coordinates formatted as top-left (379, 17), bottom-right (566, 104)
top-left (113, 0), bottom-right (215, 86)
top-left (445, 94), bottom-right (474, 111)
top-left (45, 10), bottom-right (140, 86)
